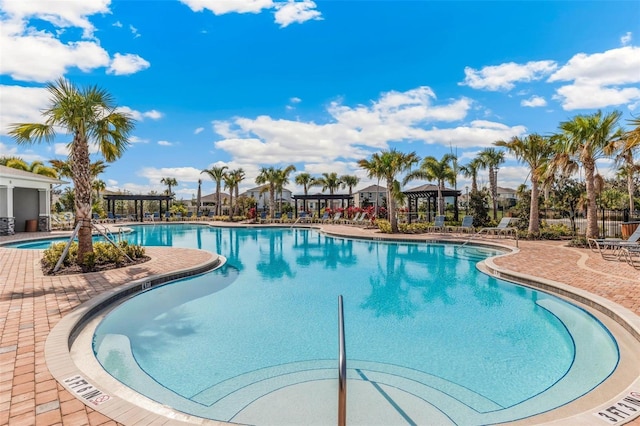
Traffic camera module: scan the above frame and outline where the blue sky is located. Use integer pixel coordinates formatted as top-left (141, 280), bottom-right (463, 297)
top-left (1, 0), bottom-right (639, 200)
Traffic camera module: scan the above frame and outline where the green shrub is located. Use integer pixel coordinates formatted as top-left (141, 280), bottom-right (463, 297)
top-left (42, 240), bottom-right (146, 272)
top-left (376, 219), bottom-right (392, 233)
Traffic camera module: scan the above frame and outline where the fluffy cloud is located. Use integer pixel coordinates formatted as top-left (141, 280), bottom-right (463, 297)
top-left (116, 106), bottom-right (164, 121)
top-left (179, 0), bottom-right (322, 27)
top-left (107, 53), bottom-right (150, 75)
top-left (213, 86), bottom-right (525, 167)
top-left (274, 0), bottom-right (322, 28)
top-left (194, 127), bottom-right (205, 134)
top-left (521, 96), bottom-right (547, 107)
top-left (548, 46), bottom-right (640, 110)
top-left (138, 166), bottom-right (204, 183)
top-left (0, 0), bottom-right (149, 82)
top-left (158, 141), bottom-right (173, 146)
top-left (461, 61), bottom-right (558, 91)
top-left (621, 32), bottom-right (632, 46)
top-left (0, 85), bottom-right (50, 134)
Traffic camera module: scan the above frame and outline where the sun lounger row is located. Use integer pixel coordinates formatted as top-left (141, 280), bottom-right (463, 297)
top-left (588, 225), bottom-right (640, 269)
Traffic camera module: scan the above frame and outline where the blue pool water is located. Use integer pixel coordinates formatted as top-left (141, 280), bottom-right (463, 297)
top-left (10, 224), bottom-right (619, 424)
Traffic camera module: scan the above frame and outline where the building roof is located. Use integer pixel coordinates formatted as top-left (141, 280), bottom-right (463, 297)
top-left (200, 192), bottom-right (230, 203)
top-left (0, 165), bottom-right (65, 185)
top-left (356, 184), bottom-right (386, 193)
top-left (402, 183), bottom-right (461, 198)
top-left (241, 185), bottom-right (292, 196)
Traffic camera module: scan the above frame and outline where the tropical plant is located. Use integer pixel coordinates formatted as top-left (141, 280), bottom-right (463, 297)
top-left (1, 157), bottom-right (59, 178)
top-left (460, 158), bottom-right (482, 194)
top-left (229, 168), bottom-right (245, 216)
top-left (274, 165), bottom-right (296, 213)
top-left (255, 167), bottom-right (278, 218)
top-left (92, 179), bottom-right (106, 209)
top-left (201, 165), bottom-right (228, 216)
top-left (340, 175), bottom-right (360, 195)
top-left (606, 116), bottom-right (640, 213)
top-left (358, 149), bottom-right (419, 233)
top-left (160, 177), bottom-right (178, 202)
top-left (477, 148), bottom-right (506, 220)
top-left (318, 172), bottom-right (343, 210)
top-left (495, 134), bottom-right (554, 236)
top-left (8, 77), bottom-right (134, 264)
top-left (551, 110), bottom-right (623, 238)
top-left (403, 154), bottom-right (456, 215)
top-left (295, 172), bottom-right (319, 212)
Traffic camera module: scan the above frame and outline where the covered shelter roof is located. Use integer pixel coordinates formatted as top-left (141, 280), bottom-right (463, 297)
top-left (102, 194), bottom-right (173, 222)
top-left (402, 184), bottom-right (461, 198)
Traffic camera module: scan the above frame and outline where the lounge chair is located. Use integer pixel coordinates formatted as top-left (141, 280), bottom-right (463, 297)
top-left (476, 217), bottom-right (517, 237)
top-left (185, 212), bottom-right (194, 220)
top-left (329, 212), bottom-right (342, 223)
top-left (428, 215), bottom-right (447, 232)
top-left (344, 212), bottom-right (363, 225)
top-left (455, 215), bottom-right (475, 233)
top-left (271, 212), bottom-right (283, 223)
top-left (619, 245), bottom-right (640, 269)
top-left (207, 211), bottom-right (215, 220)
top-left (259, 211), bottom-right (268, 224)
top-left (316, 212), bottom-right (330, 223)
top-left (196, 211), bottom-right (203, 221)
top-left (588, 226), bottom-right (640, 261)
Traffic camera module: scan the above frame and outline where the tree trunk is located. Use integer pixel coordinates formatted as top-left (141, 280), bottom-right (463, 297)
top-left (228, 193), bottom-right (233, 220)
top-left (437, 181), bottom-right (444, 215)
top-left (71, 133), bottom-right (93, 265)
top-left (471, 174), bottom-right (478, 194)
top-left (387, 180), bottom-right (398, 233)
top-left (216, 184), bottom-right (221, 216)
top-left (627, 157), bottom-right (636, 213)
top-left (584, 160), bottom-right (599, 238)
top-left (490, 166), bottom-right (498, 220)
top-left (529, 175), bottom-right (540, 235)
top-left (269, 187), bottom-right (275, 218)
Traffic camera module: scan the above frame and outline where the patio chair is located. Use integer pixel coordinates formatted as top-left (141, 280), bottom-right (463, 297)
top-left (316, 212), bottom-right (330, 223)
top-left (476, 217), bottom-right (517, 237)
top-left (106, 212), bottom-right (117, 223)
top-left (619, 245), bottom-right (640, 269)
top-left (588, 226), bottom-right (640, 261)
top-left (185, 212), bottom-right (194, 220)
top-left (259, 211), bottom-right (269, 224)
top-left (196, 211), bottom-right (203, 221)
top-left (330, 212), bottom-right (342, 223)
top-left (345, 212), bottom-right (363, 225)
top-left (455, 215), bottom-right (475, 233)
top-left (271, 212), bottom-right (283, 223)
top-left (207, 211), bottom-right (215, 220)
top-left (428, 215), bottom-right (447, 232)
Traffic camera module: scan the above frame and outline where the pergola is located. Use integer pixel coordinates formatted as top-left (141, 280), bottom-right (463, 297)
top-left (402, 184), bottom-right (461, 223)
top-left (103, 194), bottom-right (173, 222)
top-left (292, 194), bottom-right (354, 218)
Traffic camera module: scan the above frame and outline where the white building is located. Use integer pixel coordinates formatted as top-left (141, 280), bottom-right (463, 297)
top-left (0, 165), bottom-right (65, 235)
top-left (353, 184), bottom-right (386, 208)
top-left (241, 184), bottom-right (293, 211)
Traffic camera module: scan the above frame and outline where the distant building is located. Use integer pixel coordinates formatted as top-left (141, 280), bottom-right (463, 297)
top-left (497, 187), bottom-right (518, 207)
top-left (353, 184), bottom-right (386, 208)
top-left (240, 184), bottom-right (293, 211)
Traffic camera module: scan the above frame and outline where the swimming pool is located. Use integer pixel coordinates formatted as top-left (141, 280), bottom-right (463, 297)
top-left (14, 224), bottom-right (619, 424)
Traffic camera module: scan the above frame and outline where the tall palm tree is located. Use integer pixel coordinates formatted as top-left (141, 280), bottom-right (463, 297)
top-left (358, 149), bottom-right (419, 233)
top-left (607, 117), bottom-right (640, 213)
top-left (229, 168), bottom-right (245, 216)
top-left (552, 110), bottom-right (623, 238)
top-left (295, 172), bottom-right (319, 212)
top-left (50, 158), bottom-right (107, 180)
top-left (404, 154), bottom-right (456, 216)
top-left (495, 134), bottom-right (554, 235)
top-left (160, 177), bottom-right (178, 202)
top-left (318, 172), bottom-right (343, 210)
top-left (201, 166), bottom-right (228, 216)
top-left (223, 174), bottom-right (237, 219)
top-left (341, 174), bottom-right (360, 203)
top-left (459, 158), bottom-right (482, 195)
top-left (92, 179), bottom-right (106, 203)
top-left (9, 78), bottom-right (134, 264)
top-left (274, 165), bottom-right (296, 213)
top-left (477, 148), bottom-right (506, 220)
top-left (255, 167), bottom-right (279, 219)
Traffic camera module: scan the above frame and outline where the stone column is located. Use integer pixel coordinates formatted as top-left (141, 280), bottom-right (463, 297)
top-left (0, 185), bottom-right (15, 235)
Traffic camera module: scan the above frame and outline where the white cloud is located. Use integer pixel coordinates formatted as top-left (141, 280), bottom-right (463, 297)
top-left (138, 166), bottom-right (204, 183)
top-left (0, 142), bottom-right (45, 163)
top-left (158, 141), bottom-right (173, 146)
top-left (290, 97), bottom-right (302, 103)
top-left (129, 24), bottom-right (140, 38)
top-left (621, 32), bottom-right (632, 46)
top-left (0, 0), bottom-right (111, 38)
top-left (548, 46), bottom-right (640, 110)
top-left (107, 53), bottom-right (150, 75)
top-left (0, 85), bottom-right (50, 134)
top-left (194, 127), bottom-right (205, 134)
top-left (213, 86), bottom-right (524, 167)
top-left (179, 0), bottom-right (274, 15)
top-left (274, 0), bottom-right (322, 28)
top-left (521, 95), bottom-right (547, 107)
top-left (116, 106), bottom-right (163, 121)
top-left (107, 179), bottom-right (118, 186)
top-left (461, 60), bottom-right (558, 91)
top-left (129, 136), bottom-right (149, 144)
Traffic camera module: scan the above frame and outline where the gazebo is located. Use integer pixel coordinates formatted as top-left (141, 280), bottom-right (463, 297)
top-left (292, 194), bottom-right (354, 218)
top-left (402, 184), bottom-right (461, 223)
top-left (103, 194), bottom-right (173, 222)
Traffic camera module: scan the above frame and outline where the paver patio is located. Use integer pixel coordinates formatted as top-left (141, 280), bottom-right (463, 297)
top-left (0, 223), bottom-right (638, 425)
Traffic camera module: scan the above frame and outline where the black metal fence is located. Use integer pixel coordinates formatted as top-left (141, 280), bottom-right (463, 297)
top-left (540, 208), bottom-right (640, 238)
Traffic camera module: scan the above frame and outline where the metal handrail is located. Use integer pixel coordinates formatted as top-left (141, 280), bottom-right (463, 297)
top-left (338, 295), bottom-right (346, 426)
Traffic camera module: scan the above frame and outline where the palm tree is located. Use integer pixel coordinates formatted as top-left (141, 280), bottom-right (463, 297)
top-left (255, 167), bottom-right (279, 219)
top-left (358, 149), bottom-right (419, 233)
top-left (229, 168), bottom-right (245, 216)
top-left (295, 172), bottom-right (318, 212)
top-left (160, 177), bottom-right (178, 202)
top-left (9, 78), bottom-right (134, 264)
top-left (92, 179), bottom-right (106, 203)
top-left (318, 172), bottom-right (343, 210)
top-left (223, 174), bottom-right (237, 219)
top-left (201, 166), bottom-right (228, 216)
top-left (495, 134), bottom-right (555, 235)
top-left (274, 165), bottom-right (296, 213)
top-left (551, 110), bottom-right (623, 238)
top-left (403, 154), bottom-right (456, 216)
top-left (477, 148), bottom-right (506, 220)
top-left (341, 174), bottom-right (360, 202)
top-left (607, 117), bottom-right (640, 213)
top-left (50, 158), bottom-right (107, 180)
top-left (459, 158), bottom-right (482, 195)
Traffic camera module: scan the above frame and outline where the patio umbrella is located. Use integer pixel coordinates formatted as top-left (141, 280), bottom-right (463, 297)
top-left (196, 179), bottom-right (202, 215)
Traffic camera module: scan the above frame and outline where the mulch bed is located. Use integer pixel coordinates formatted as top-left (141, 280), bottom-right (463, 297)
top-left (42, 256), bottom-right (151, 276)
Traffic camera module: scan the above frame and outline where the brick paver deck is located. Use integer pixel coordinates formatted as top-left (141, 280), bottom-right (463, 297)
top-left (0, 224), bottom-right (638, 425)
